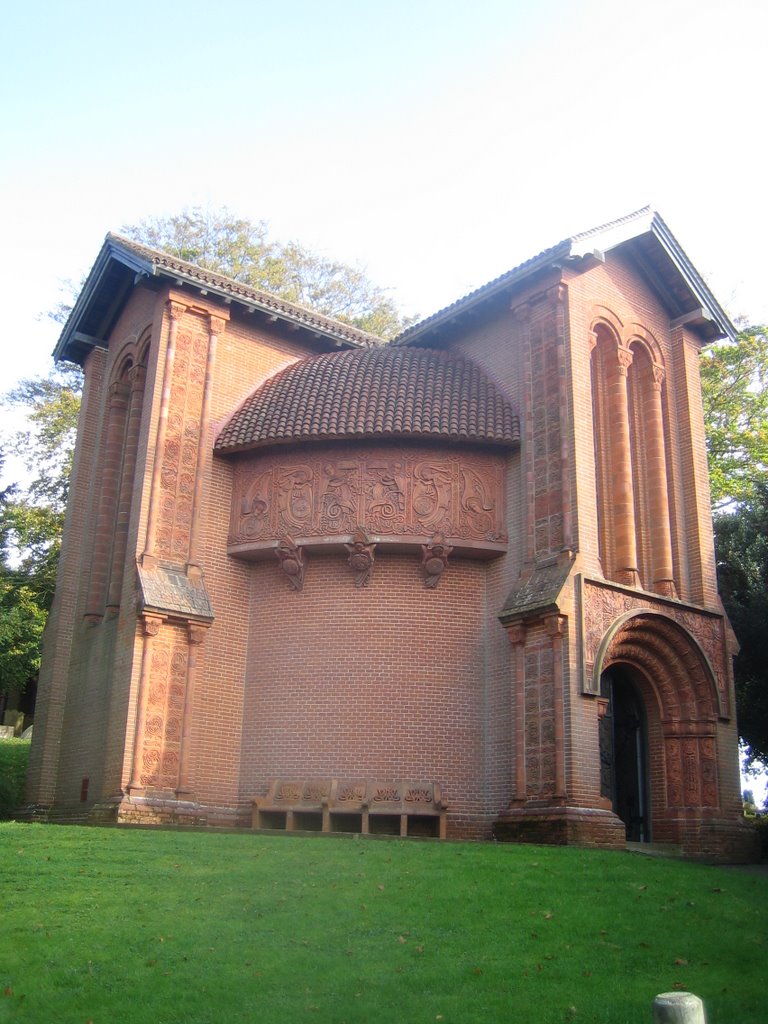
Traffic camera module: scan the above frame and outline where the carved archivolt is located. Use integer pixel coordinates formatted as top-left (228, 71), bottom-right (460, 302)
top-left (229, 446), bottom-right (507, 555)
top-left (581, 578), bottom-right (728, 717)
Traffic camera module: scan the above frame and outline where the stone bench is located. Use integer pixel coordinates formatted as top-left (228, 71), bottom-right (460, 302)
top-left (253, 778), bottom-right (447, 839)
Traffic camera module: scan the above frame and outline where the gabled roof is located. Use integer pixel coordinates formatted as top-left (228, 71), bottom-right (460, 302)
top-left (54, 234), bottom-right (382, 364)
top-left (215, 346), bottom-right (519, 454)
top-left (394, 208), bottom-right (736, 346)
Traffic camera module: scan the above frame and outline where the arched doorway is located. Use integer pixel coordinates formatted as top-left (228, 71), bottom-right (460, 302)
top-left (599, 668), bottom-right (649, 842)
top-left (594, 611), bottom-right (724, 849)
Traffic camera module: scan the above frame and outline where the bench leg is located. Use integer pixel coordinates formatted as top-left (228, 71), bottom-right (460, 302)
top-left (400, 814), bottom-right (408, 837)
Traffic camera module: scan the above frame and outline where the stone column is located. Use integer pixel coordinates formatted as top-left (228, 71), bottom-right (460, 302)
top-left (142, 301), bottom-right (185, 567)
top-left (507, 623), bottom-right (527, 804)
top-left (175, 622), bottom-right (208, 798)
top-left (188, 313), bottom-right (225, 573)
top-left (106, 364), bottom-right (147, 612)
top-left (126, 613), bottom-right (164, 793)
top-left (550, 284), bottom-right (574, 554)
top-left (609, 345), bottom-right (640, 587)
top-left (85, 379), bottom-right (130, 620)
top-left (645, 364), bottom-right (676, 597)
top-left (545, 614), bottom-right (567, 801)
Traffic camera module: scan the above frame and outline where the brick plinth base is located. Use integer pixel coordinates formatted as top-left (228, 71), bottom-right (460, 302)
top-left (493, 805), bottom-right (627, 848)
top-left (663, 817), bottom-right (759, 863)
top-left (116, 795), bottom-right (248, 829)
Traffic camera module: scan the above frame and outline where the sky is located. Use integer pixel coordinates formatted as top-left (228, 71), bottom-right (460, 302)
top-left (1, 0), bottom-right (766, 391)
top-left (1, 0), bottom-right (766, 792)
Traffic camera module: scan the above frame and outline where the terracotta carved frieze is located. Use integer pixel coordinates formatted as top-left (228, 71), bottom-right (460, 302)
top-left (664, 735), bottom-right (718, 809)
top-left (229, 446), bottom-right (507, 555)
top-left (156, 328), bottom-right (207, 560)
top-left (579, 576), bottom-right (729, 716)
top-left (139, 627), bottom-right (188, 790)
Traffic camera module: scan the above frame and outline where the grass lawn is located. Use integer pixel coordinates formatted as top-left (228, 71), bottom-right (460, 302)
top-left (0, 823), bottom-right (765, 1024)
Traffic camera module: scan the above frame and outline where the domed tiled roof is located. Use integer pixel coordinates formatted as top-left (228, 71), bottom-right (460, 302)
top-left (215, 347), bottom-right (519, 454)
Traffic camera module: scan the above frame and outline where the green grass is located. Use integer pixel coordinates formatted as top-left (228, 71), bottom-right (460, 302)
top-left (0, 740), bottom-right (30, 819)
top-left (0, 825), bottom-right (765, 1023)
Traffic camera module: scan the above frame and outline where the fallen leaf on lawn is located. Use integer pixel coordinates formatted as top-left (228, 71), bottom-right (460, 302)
top-left (3, 987), bottom-right (13, 997)
top-left (674, 958), bottom-right (689, 966)
top-left (378, 884), bottom-right (385, 891)
top-left (398, 936), bottom-right (407, 944)
top-left (472, 967), bottom-right (483, 975)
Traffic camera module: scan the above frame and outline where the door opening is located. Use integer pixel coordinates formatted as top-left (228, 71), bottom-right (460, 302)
top-left (599, 668), bottom-right (649, 842)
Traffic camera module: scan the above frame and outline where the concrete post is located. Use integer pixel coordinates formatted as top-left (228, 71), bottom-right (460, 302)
top-left (652, 992), bottom-right (706, 1024)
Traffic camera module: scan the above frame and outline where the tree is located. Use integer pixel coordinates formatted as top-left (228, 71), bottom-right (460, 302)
top-left (122, 207), bottom-right (409, 339)
top-left (700, 325), bottom-right (768, 509)
top-left (701, 326), bottom-right (768, 774)
top-left (0, 364), bottom-right (83, 697)
top-left (715, 481), bottom-right (768, 771)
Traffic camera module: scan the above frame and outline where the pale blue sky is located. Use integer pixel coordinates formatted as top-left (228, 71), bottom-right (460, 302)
top-left (2, 0), bottom-right (766, 389)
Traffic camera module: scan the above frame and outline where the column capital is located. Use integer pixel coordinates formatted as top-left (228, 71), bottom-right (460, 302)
top-left (167, 300), bottom-right (187, 322)
top-left (544, 614), bottom-right (567, 639)
top-left (188, 622), bottom-right (209, 646)
top-left (506, 622), bottom-right (527, 646)
top-left (616, 345), bottom-right (634, 377)
top-left (141, 613), bottom-right (165, 637)
top-left (108, 379), bottom-right (130, 403)
top-left (208, 314), bottom-right (227, 337)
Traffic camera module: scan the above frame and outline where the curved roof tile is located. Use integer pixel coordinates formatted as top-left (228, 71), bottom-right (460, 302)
top-left (215, 347), bottom-right (519, 454)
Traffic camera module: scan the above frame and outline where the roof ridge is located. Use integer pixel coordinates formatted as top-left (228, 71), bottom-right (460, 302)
top-left (106, 232), bottom-right (385, 349)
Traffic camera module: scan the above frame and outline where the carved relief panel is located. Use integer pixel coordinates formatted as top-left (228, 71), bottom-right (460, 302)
top-left (229, 445), bottom-right (508, 555)
top-left (156, 326), bottom-right (208, 561)
top-left (138, 624), bottom-right (188, 791)
top-left (579, 576), bottom-right (729, 716)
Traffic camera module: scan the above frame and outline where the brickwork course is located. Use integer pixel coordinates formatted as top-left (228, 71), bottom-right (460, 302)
top-left (24, 208), bottom-right (755, 859)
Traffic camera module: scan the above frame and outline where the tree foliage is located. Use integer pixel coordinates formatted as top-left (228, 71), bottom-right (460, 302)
top-left (715, 481), bottom-right (768, 769)
top-left (0, 364), bottom-right (83, 692)
top-left (700, 325), bottom-right (768, 509)
top-left (122, 207), bottom-right (408, 339)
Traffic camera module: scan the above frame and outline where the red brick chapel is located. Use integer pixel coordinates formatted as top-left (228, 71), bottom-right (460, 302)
top-left (26, 209), bottom-right (754, 859)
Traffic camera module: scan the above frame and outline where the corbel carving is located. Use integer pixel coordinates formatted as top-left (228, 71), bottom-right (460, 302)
top-left (652, 363), bottom-right (665, 391)
top-left (345, 528), bottom-right (376, 587)
top-left (421, 533), bottom-right (453, 589)
top-left (275, 536), bottom-right (305, 591)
